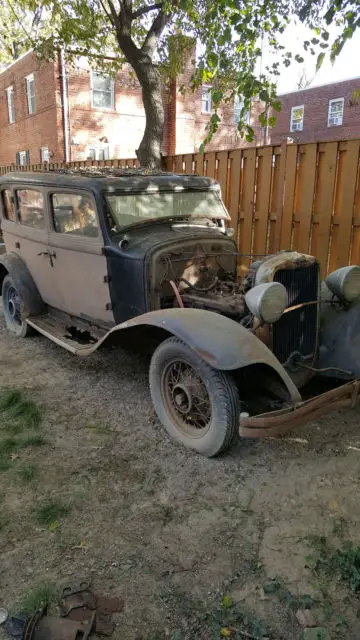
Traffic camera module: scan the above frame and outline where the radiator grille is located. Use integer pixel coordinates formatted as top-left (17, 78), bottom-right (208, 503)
top-left (272, 262), bottom-right (319, 364)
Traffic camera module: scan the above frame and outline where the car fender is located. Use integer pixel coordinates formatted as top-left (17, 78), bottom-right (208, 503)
top-left (91, 308), bottom-right (301, 403)
top-left (0, 252), bottom-right (44, 316)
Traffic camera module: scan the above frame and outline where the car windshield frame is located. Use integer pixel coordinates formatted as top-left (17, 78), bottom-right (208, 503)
top-left (103, 188), bottom-right (230, 236)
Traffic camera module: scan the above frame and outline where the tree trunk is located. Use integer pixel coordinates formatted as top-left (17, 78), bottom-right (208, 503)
top-left (135, 60), bottom-right (164, 169)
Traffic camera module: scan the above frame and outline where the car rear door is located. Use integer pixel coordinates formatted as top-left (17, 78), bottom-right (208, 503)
top-left (46, 189), bottom-right (114, 325)
top-left (0, 185), bottom-right (63, 308)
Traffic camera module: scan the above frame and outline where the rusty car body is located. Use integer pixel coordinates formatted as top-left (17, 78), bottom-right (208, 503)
top-left (1, 168), bottom-right (360, 457)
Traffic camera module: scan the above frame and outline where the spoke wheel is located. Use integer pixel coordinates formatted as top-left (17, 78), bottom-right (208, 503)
top-left (2, 275), bottom-right (30, 337)
top-left (150, 337), bottom-right (240, 457)
top-left (161, 359), bottom-right (212, 438)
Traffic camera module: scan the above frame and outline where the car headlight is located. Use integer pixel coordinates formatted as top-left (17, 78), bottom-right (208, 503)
top-left (245, 282), bottom-right (287, 324)
top-left (326, 266), bottom-right (360, 303)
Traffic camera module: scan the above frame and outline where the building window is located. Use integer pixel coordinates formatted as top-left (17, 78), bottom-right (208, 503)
top-left (40, 147), bottom-right (50, 163)
top-left (91, 72), bottom-right (115, 110)
top-left (328, 98), bottom-right (344, 127)
top-left (234, 95), bottom-right (250, 126)
top-left (6, 86), bottom-right (15, 124)
top-left (290, 105), bottom-right (304, 132)
top-left (25, 74), bottom-right (36, 115)
top-left (16, 150), bottom-right (30, 166)
top-left (202, 86), bottom-right (212, 114)
top-left (87, 144), bottom-right (110, 160)
top-left (16, 189), bottom-right (45, 229)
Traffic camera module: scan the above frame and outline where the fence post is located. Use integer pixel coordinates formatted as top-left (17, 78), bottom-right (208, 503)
top-left (273, 140), bottom-right (287, 252)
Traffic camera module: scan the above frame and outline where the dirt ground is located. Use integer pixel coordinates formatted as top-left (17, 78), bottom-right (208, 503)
top-left (1, 308), bottom-right (360, 640)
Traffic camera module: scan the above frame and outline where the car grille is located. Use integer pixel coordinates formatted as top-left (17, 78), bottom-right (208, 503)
top-left (272, 262), bottom-right (319, 364)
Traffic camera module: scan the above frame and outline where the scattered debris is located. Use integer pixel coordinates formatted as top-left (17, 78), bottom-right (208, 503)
top-left (296, 609), bottom-right (317, 628)
top-left (4, 584), bottom-right (123, 639)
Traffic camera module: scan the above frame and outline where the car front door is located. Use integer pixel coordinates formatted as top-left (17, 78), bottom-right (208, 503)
top-left (47, 190), bottom-right (114, 325)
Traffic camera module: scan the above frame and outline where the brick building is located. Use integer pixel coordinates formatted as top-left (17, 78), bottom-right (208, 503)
top-left (0, 49), bottom-right (266, 166)
top-left (269, 77), bottom-right (360, 144)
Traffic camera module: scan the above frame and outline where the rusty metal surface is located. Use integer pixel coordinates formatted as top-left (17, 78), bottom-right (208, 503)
top-left (32, 614), bottom-right (95, 640)
top-left (77, 307), bottom-right (302, 403)
top-left (60, 584), bottom-right (123, 637)
top-left (239, 379), bottom-right (360, 438)
top-left (254, 252), bottom-right (317, 285)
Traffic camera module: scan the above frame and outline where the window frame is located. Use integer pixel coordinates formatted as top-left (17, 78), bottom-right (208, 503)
top-left (1, 188), bottom-right (17, 222)
top-left (49, 190), bottom-right (100, 239)
top-left (40, 147), bottom-right (50, 163)
top-left (234, 95), bottom-right (250, 126)
top-left (91, 71), bottom-right (115, 111)
top-left (201, 85), bottom-right (212, 114)
top-left (15, 187), bottom-right (45, 229)
top-left (328, 97), bottom-right (344, 127)
top-left (25, 73), bottom-right (36, 115)
top-left (6, 86), bottom-right (15, 124)
top-left (290, 105), bottom-right (304, 132)
top-left (87, 144), bottom-right (110, 161)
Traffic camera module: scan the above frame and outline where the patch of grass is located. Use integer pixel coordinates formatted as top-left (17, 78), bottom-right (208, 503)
top-left (0, 457), bottom-right (11, 472)
top-left (19, 435), bottom-right (47, 449)
top-left (22, 582), bottom-right (54, 614)
top-left (306, 535), bottom-right (360, 594)
top-left (0, 437), bottom-right (18, 456)
top-left (35, 499), bottom-right (71, 528)
top-left (0, 388), bottom-right (42, 433)
top-left (18, 463), bottom-right (37, 483)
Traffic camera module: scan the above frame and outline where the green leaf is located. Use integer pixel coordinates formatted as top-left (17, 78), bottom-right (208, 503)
top-left (316, 52), bottom-right (326, 71)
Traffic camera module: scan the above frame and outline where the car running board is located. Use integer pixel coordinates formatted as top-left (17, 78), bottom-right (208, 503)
top-left (26, 315), bottom-right (103, 355)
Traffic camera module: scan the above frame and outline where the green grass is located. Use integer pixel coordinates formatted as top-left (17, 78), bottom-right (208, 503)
top-left (0, 457), bottom-right (11, 472)
top-left (22, 582), bottom-right (54, 614)
top-left (18, 463), bottom-right (37, 483)
top-left (0, 437), bottom-right (18, 456)
top-left (35, 499), bottom-right (71, 528)
top-left (306, 535), bottom-right (360, 594)
top-left (19, 435), bottom-right (47, 449)
top-left (0, 388), bottom-right (42, 434)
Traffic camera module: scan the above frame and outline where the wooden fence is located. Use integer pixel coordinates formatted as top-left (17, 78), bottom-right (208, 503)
top-left (2, 139), bottom-right (360, 276)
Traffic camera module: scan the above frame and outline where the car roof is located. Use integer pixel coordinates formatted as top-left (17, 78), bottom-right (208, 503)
top-left (0, 169), bottom-right (220, 193)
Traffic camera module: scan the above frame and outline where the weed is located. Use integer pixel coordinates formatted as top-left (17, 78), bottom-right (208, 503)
top-left (20, 435), bottom-right (47, 448)
top-left (0, 437), bottom-right (18, 456)
top-left (0, 388), bottom-right (42, 433)
top-left (0, 457), bottom-right (11, 472)
top-left (18, 463), bottom-right (37, 483)
top-left (306, 535), bottom-right (360, 593)
top-left (35, 499), bottom-right (71, 528)
top-left (22, 583), bottom-right (54, 614)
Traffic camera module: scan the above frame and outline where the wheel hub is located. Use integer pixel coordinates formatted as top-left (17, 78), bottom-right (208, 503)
top-left (7, 286), bottom-right (21, 323)
top-left (162, 360), bottom-right (211, 435)
top-left (172, 384), bottom-right (192, 414)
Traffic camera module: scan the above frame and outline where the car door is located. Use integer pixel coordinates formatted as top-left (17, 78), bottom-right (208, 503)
top-left (0, 185), bottom-right (62, 309)
top-left (47, 189), bottom-right (114, 325)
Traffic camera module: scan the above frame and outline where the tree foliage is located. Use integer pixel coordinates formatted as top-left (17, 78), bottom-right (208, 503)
top-left (0, 0), bottom-right (359, 165)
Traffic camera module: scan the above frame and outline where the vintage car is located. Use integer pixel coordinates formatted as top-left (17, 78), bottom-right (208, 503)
top-left (0, 168), bottom-right (360, 457)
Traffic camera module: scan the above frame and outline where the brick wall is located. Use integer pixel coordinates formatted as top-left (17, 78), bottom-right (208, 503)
top-left (270, 78), bottom-right (360, 144)
top-left (0, 48), bottom-right (260, 165)
top-left (0, 52), bottom-right (61, 165)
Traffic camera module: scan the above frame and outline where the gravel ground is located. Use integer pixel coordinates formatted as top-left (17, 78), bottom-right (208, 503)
top-left (1, 308), bottom-right (360, 639)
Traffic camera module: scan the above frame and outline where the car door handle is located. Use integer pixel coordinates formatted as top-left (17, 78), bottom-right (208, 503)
top-left (37, 250), bottom-right (56, 267)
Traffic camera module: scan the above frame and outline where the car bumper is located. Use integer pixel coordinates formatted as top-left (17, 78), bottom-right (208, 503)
top-left (239, 379), bottom-right (360, 438)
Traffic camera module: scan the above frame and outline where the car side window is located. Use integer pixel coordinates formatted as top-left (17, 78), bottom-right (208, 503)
top-left (2, 190), bottom-right (16, 222)
top-left (51, 193), bottom-right (98, 237)
top-left (17, 189), bottom-right (45, 229)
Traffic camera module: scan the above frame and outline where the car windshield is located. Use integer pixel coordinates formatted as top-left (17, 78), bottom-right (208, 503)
top-left (105, 190), bottom-right (229, 234)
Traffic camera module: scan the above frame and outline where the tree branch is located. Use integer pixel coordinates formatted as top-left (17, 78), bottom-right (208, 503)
top-left (141, 5), bottom-right (170, 57)
top-left (132, 3), bottom-right (162, 19)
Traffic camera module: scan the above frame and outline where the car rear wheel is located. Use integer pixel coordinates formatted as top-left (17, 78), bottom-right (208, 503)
top-left (149, 337), bottom-right (240, 457)
top-left (2, 275), bottom-right (31, 338)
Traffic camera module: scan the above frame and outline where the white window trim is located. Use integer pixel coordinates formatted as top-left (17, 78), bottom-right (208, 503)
top-left (86, 143), bottom-right (111, 160)
top-left (18, 151), bottom-right (28, 166)
top-left (234, 95), bottom-right (250, 126)
top-left (40, 147), bottom-right (50, 163)
top-left (90, 71), bottom-right (115, 111)
top-left (25, 73), bottom-right (35, 115)
top-left (201, 85), bottom-right (212, 114)
top-left (290, 105), bottom-right (304, 132)
top-left (6, 86), bottom-right (15, 124)
top-left (328, 97), bottom-right (344, 127)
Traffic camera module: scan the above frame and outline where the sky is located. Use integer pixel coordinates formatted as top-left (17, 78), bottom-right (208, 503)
top-left (273, 21), bottom-right (360, 94)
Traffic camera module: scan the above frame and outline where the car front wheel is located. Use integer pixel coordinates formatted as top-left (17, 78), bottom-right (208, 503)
top-left (149, 337), bottom-right (240, 457)
top-left (2, 274), bottom-right (31, 338)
